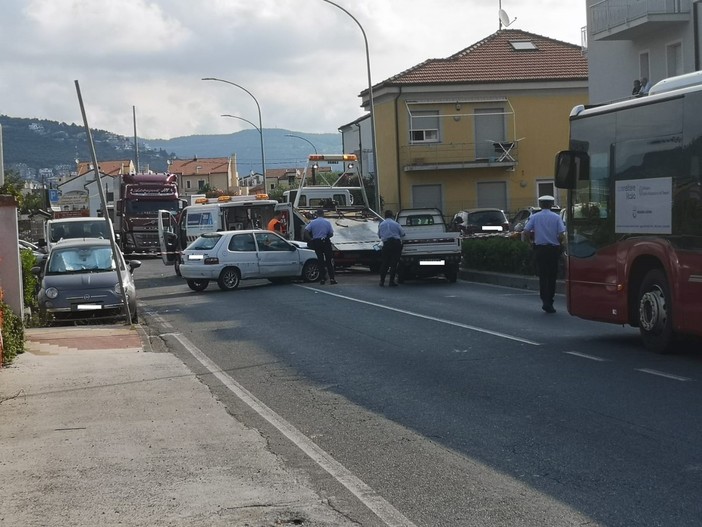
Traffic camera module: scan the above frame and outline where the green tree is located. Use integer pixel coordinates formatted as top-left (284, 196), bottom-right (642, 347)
top-left (0, 169), bottom-right (24, 208)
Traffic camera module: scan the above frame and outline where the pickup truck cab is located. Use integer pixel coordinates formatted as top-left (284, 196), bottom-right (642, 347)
top-left (395, 208), bottom-right (462, 283)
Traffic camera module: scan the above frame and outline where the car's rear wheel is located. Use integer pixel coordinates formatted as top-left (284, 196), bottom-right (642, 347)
top-left (187, 279), bottom-right (209, 292)
top-left (301, 260), bottom-right (321, 282)
top-left (217, 267), bottom-right (240, 291)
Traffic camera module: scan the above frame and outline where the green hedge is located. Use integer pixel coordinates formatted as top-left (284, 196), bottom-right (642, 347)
top-left (0, 249), bottom-right (37, 365)
top-left (461, 236), bottom-right (536, 275)
top-left (1, 299), bottom-right (24, 366)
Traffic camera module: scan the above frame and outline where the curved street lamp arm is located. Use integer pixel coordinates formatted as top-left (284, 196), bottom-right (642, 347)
top-left (222, 114), bottom-right (260, 133)
top-left (285, 134), bottom-right (318, 154)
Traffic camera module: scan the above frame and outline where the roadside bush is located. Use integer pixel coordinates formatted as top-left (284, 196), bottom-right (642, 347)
top-left (20, 248), bottom-right (39, 313)
top-left (461, 236), bottom-right (536, 275)
top-left (1, 291), bottom-right (25, 366)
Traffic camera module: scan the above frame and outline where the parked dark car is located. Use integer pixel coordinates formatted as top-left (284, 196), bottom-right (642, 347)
top-left (510, 205), bottom-right (562, 233)
top-left (33, 239), bottom-right (140, 323)
top-left (451, 208), bottom-right (510, 235)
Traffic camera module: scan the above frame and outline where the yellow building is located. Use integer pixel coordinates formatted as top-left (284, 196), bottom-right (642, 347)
top-left (358, 29), bottom-right (588, 219)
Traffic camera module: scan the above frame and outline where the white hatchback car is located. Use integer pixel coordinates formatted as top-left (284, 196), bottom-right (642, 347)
top-left (180, 230), bottom-right (321, 291)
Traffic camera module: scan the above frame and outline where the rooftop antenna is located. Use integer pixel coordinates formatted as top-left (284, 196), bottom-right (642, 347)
top-left (498, 0), bottom-right (516, 29)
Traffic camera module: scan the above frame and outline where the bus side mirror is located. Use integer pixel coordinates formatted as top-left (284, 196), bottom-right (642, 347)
top-left (554, 151), bottom-right (589, 189)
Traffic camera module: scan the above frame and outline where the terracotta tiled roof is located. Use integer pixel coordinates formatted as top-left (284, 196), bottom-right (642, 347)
top-left (265, 168), bottom-right (303, 181)
top-left (378, 29), bottom-right (587, 88)
top-left (170, 157), bottom-right (230, 176)
top-left (76, 160), bottom-right (133, 178)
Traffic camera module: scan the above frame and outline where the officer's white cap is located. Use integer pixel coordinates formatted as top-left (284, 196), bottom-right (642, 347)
top-left (538, 195), bottom-right (555, 202)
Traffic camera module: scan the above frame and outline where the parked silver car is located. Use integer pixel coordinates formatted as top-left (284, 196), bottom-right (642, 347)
top-left (34, 239), bottom-right (140, 323)
top-left (180, 230), bottom-right (320, 291)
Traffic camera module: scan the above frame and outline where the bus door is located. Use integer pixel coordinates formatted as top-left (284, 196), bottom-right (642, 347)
top-left (558, 147), bottom-right (624, 323)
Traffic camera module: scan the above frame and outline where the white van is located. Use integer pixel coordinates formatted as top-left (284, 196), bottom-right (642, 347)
top-left (42, 217), bottom-right (114, 253)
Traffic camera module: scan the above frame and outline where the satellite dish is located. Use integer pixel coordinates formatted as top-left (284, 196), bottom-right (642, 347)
top-left (499, 8), bottom-right (516, 28)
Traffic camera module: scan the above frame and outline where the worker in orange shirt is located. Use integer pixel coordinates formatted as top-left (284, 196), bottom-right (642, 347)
top-left (267, 211), bottom-right (285, 235)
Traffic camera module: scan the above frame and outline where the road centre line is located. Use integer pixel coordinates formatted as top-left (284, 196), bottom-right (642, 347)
top-left (636, 368), bottom-right (692, 382)
top-left (564, 351), bottom-right (609, 362)
top-left (298, 286), bottom-right (541, 346)
top-left (164, 332), bottom-right (417, 527)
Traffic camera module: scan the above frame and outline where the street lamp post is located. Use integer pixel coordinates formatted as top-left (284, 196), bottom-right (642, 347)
top-left (202, 77), bottom-right (266, 178)
top-left (222, 114), bottom-right (262, 189)
top-left (285, 134), bottom-right (318, 155)
top-left (319, 0), bottom-right (379, 212)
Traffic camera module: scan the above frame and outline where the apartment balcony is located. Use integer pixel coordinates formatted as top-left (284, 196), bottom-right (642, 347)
top-left (590, 0), bottom-right (691, 41)
top-left (400, 141), bottom-right (519, 172)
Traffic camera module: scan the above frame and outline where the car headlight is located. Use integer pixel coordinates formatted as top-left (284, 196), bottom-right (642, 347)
top-left (45, 287), bottom-right (59, 299)
top-left (114, 283), bottom-right (123, 295)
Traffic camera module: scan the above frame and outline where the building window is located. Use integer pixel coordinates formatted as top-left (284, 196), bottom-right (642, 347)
top-left (536, 180), bottom-right (556, 203)
top-left (410, 111), bottom-right (440, 143)
top-left (198, 179), bottom-right (206, 190)
top-left (639, 51), bottom-right (650, 81)
top-left (667, 42), bottom-right (683, 77)
top-left (185, 180), bottom-right (191, 190)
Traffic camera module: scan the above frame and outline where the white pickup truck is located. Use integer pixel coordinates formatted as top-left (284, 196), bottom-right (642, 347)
top-left (395, 208), bottom-right (462, 283)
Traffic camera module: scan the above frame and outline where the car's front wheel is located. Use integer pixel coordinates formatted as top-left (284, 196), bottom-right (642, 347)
top-left (187, 279), bottom-right (209, 292)
top-left (217, 267), bottom-right (240, 291)
top-left (301, 260), bottom-right (321, 283)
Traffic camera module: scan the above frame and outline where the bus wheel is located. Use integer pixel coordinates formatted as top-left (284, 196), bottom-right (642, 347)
top-left (638, 269), bottom-right (675, 354)
top-left (187, 279), bottom-right (209, 292)
top-left (217, 267), bottom-right (240, 291)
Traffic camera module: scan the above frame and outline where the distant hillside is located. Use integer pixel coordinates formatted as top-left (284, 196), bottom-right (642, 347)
top-left (0, 114), bottom-right (342, 178)
top-left (146, 128), bottom-right (342, 175)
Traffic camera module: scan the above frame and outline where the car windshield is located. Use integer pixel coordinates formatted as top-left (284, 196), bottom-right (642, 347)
top-left (188, 234), bottom-right (221, 251)
top-left (47, 246), bottom-right (116, 274)
top-left (467, 211), bottom-right (506, 225)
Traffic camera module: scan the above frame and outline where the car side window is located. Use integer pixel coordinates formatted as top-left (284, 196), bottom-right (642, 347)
top-left (229, 233), bottom-right (256, 252)
top-left (254, 232), bottom-right (290, 251)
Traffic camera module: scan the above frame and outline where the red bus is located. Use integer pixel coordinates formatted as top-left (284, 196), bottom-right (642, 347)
top-left (555, 72), bottom-right (702, 353)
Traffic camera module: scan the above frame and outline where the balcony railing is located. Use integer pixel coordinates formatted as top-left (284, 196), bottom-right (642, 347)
top-left (400, 141), bottom-right (519, 172)
top-left (590, 0), bottom-right (691, 37)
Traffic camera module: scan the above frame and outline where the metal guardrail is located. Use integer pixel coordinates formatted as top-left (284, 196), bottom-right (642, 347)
top-left (590, 0), bottom-right (691, 35)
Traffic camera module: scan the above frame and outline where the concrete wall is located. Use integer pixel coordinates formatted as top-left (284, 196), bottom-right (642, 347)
top-left (0, 195), bottom-right (24, 319)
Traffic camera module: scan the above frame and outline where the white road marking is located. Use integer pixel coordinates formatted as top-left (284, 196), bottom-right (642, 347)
top-left (299, 286), bottom-right (540, 346)
top-left (636, 368), bottom-right (692, 382)
top-left (164, 332), bottom-right (417, 527)
top-left (564, 351), bottom-right (609, 362)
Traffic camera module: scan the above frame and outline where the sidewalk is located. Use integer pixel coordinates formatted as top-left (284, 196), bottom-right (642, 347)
top-left (0, 325), bottom-right (356, 527)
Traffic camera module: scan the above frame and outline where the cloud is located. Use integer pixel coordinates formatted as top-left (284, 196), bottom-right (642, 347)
top-left (0, 0), bottom-right (586, 139)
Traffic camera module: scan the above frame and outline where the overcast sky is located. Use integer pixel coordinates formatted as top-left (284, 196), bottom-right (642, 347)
top-left (0, 0), bottom-right (586, 139)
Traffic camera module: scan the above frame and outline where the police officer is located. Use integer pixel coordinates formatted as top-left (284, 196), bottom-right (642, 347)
top-left (522, 195), bottom-right (565, 313)
top-left (304, 209), bottom-right (337, 285)
top-left (377, 210), bottom-right (405, 287)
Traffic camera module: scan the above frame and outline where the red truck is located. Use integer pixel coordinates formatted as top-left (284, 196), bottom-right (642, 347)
top-left (116, 173), bottom-right (186, 254)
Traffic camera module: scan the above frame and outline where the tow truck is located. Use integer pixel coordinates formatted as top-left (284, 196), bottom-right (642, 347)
top-left (288, 154), bottom-right (383, 271)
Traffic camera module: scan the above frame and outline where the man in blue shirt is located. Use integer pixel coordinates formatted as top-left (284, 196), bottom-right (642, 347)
top-left (377, 210), bottom-right (405, 287)
top-left (304, 209), bottom-right (337, 285)
top-left (522, 196), bottom-right (566, 313)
